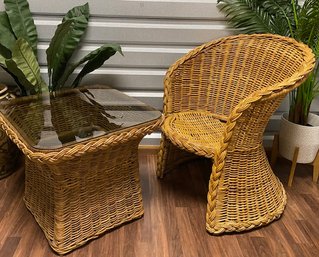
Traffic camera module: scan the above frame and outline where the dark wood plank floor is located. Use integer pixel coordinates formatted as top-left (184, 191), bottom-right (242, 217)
top-left (0, 149), bottom-right (318, 257)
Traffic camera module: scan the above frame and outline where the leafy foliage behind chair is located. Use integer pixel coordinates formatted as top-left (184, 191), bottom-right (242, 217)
top-left (217, 0), bottom-right (319, 125)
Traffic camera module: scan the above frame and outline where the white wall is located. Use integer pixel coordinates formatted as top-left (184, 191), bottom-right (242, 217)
top-left (0, 0), bottom-right (318, 146)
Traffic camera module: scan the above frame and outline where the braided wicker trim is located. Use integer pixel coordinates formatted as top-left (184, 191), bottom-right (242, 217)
top-left (206, 178), bottom-right (287, 234)
top-left (0, 114), bottom-right (162, 164)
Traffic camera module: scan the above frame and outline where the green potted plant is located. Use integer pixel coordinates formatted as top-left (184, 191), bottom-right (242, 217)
top-left (217, 0), bottom-right (319, 169)
top-left (0, 0), bottom-right (122, 177)
top-left (0, 0), bottom-right (122, 94)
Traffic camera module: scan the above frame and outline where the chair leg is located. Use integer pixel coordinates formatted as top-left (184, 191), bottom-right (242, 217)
top-left (206, 146), bottom-right (286, 234)
top-left (312, 150), bottom-right (319, 183)
top-left (288, 147), bottom-right (299, 187)
top-left (156, 135), bottom-right (201, 178)
top-left (156, 136), bottom-right (170, 178)
top-left (270, 134), bottom-right (279, 167)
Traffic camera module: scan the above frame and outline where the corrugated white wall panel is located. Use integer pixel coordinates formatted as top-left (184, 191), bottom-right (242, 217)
top-left (37, 44), bottom-right (193, 68)
top-left (0, 0), bottom-right (318, 146)
top-left (0, 0), bottom-right (222, 19)
top-left (34, 18), bottom-right (233, 45)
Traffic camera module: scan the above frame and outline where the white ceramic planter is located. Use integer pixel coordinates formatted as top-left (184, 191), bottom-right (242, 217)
top-left (279, 113), bottom-right (319, 164)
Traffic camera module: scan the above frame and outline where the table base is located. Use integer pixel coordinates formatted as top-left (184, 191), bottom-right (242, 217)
top-left (24, 139), bottom-right (143, 255)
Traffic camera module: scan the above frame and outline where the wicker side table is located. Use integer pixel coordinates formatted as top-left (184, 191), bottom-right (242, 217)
top-left (0, 85), bottom-right (162, 254)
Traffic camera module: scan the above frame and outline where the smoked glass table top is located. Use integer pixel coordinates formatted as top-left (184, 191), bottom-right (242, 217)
top-left (0, 85), bottom-right (161, 150)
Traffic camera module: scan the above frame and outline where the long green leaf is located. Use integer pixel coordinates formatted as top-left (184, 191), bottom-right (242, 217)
top-left (0, 57), bottom-right (7, 67)
top-left (63, 2), bottom-right (89, 22)
top-left (4, 0), bottom-right (38, 56)
top-left (1, 65), bottom-right (27, 95)
top-left (71, 44), bottom-right (122, 88)
top-left (0, 55), bottom-right (5, 66)
top-left (5, 59), bottom-right (36, 95)
top-left (46, 3), bottom-right (89, 91)
top-left (46, 16), bottom-right (89, 91)
top-left (5, 38), bottom-right (43, 94)
top-left (0, 43), bottom-right (11, 66)
top-left (0, 12), bottom-right (16, 52)
top-left (57, 44), bottom-right (122, 89)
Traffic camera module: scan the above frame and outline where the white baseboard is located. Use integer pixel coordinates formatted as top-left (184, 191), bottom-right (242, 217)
top-left (140, 132), bottom-right (275, 149)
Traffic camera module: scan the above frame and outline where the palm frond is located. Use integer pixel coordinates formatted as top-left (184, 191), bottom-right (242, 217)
top-left (218, 0), bottom-right (319, 125)
top-left (295, 0), bottom-right (319, 47)
top-left (217, 0), bottom-right (290, 35)
top-left (313, 38), bottom-right (319, 58)
top-left (260, 0), bottom-right (297, 36)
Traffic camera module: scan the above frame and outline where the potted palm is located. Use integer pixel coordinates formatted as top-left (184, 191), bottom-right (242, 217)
top-left (0, 0), bottom-right (122, 177)
top-left (217, 0), bottom-right (319, 166)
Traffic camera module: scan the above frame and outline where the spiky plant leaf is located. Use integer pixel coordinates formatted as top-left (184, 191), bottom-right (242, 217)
top-left (289, 0), bottom-right (319, 124)
top-left (5, 38), bottom-right (44, 94)
top-left (4, 0), bottom-right (38, 56)
top-left (289, 72), bottom-right (317, 124)
top-left (217, 0), bottom-right (297, 35)
top-left (313, 38), bottom-right (319, 58)
top-left (56, 44), bottom-right (122, 89)
top-left (260, 0), bottom-right (296, 36)
top-left (217, 0), bottom-right (277, 34)
top-left (218, 0), bottom-right (319, 125)
top-left (46, 3), bottom-right (89, 91)
top-left (295, 0), bottom-right (319, 47)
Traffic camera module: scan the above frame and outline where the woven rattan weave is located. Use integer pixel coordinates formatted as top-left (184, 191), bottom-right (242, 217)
top-left (157, 34), bottom-right (316, 234)
top-left (0, 85), bottom-right (162, 254)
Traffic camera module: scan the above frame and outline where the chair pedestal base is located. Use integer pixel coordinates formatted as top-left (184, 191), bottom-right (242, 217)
top-left (158, 138), bottom-right (287, 234)
top-left (206, 146), bottom-right (287, 234)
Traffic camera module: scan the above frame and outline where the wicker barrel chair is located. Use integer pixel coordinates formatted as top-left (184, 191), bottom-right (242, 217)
top-left (157, 34), bottom-right (315, 234)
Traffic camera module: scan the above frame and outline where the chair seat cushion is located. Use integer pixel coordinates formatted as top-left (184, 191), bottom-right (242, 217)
top-left (162, 111), bottom-right (226, 158)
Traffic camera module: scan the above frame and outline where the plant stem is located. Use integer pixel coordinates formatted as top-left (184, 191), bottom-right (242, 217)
top-left (291, 0), bottom-right (298, 32)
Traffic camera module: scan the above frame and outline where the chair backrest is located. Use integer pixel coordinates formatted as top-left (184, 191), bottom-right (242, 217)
top-left (164, 34), bottom-right (315, 121)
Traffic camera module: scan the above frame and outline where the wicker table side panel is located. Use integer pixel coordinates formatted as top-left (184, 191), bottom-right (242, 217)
top-left (24, 138), bottom-right (143, 255)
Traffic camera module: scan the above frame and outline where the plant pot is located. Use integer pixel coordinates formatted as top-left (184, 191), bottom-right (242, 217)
top-left (279, 113), bottom-right (319, 164)
top-left (0, 84), bottom-right (21, 179)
